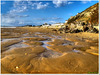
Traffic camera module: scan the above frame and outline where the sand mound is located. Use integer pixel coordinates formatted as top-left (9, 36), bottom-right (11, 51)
top-left (24, 37), bottom-right (48, 41)
top-left (47, 39), bottom-right (72, 46)
top-left (1, 40), bottom-right (21, 52)
top-left (47, 45), bottom-right (74, 53)
top-left (23, 41), bottom-right (43, 46)
top-left (1, 47), bottom-right (98, 73)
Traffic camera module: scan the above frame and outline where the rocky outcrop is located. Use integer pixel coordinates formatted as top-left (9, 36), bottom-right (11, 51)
top-left (67, 3), bottom-right (99, 25)
top-left (64, 3), bottom-right (99, 33)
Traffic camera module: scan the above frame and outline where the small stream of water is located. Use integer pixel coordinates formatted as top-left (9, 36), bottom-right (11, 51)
top-left (1, 32), bottom-right (80, 58)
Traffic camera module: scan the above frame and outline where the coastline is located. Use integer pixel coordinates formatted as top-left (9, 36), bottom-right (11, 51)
top-left (1, 27), bottom-right (16, 28)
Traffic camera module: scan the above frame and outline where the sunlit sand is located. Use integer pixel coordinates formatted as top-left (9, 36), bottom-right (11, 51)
top-left (1, 27), bottom-right (99, 74)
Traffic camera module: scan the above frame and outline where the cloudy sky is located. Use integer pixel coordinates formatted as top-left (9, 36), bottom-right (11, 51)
top-left (1, 0), bottom-right (98, 27)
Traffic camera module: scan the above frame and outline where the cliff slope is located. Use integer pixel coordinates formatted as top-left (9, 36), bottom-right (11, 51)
top-left (67, 3), bottom-right (99, 26)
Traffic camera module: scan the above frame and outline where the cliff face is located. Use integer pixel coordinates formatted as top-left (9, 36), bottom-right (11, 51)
top-left (67, 3), bottom-right (99, 26)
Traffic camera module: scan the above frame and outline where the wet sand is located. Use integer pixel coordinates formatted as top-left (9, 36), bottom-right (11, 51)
top-left (1, 27), bottom-right (99, 74)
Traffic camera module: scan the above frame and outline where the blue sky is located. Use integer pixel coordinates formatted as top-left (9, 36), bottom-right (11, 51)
top-left (1, 0), bottom-right (99, 26)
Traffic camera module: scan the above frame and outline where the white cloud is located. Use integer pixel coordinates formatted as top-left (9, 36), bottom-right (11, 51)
top-left (2, 18), bottom-right (15, 24)
top-left (1, 15), bottom-right (16, 26)
top-left (2, 14), bottom-right (29, 18)
top-left (82, 1), bottom-right (87, 4)
top-left (36, 2), bottom-right (49, 9)
top-left (9, 1), bottom-right (28, 13)
top-left (9, 1), bottom-right (49, 14)
top-left (80, 0), bottom-right (92, 4)
top-left (9, 7), bottom-right (28, 13)
top-left (53, 0), bottom-right (74, 7)
top-left (1, 16), bottom-right (33, 26)
top-left (1, 1), bottom-right (49, 26)
top-left (51, 17), bottom-right (63, 20)
top-left (31, 2), bottom-right (49, 9)
top-left (48, 21), bottom-right (57, 24)
top-left (18, 21), bottom-right (24, 24)
top-left (1, 13), bottom-right (30, 26)
top-left (33, 17), bottom-right (63, 21)
top-left (68, 2), bottom-right (73, 5)
top-left (53, 0), bottom-right (67, 7)
top-left (20, 15), bottom-right (29, 17)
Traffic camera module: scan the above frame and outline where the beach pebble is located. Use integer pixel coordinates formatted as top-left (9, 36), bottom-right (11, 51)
top-left (25, 53), bottom-right (28, 55)
top-left (16, 66), bottom-right (19, 69)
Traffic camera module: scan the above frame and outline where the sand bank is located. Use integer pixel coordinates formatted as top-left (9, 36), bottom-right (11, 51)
top-left (1, 27), bottom-right (99, 74)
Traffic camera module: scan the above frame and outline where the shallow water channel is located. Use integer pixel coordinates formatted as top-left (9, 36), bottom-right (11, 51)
top-left (1, 32), bottom-right (80, 58)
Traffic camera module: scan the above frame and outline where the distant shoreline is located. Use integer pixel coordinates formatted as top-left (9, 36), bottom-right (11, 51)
top-left (1, 27), bottom-right (16, 28)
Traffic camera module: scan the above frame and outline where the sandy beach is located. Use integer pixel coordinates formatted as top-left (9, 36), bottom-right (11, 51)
top-left (1, 27), bottom-right (99, 74)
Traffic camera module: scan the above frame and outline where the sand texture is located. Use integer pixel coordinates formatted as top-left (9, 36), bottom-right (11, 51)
top-left (1, 27), bottom-right (99, 74)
